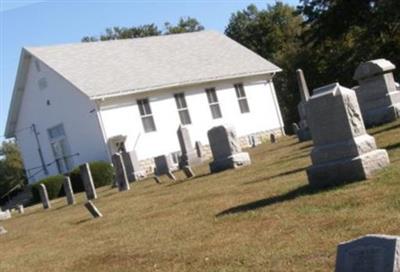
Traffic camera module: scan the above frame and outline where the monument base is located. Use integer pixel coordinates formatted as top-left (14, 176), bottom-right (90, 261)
top-left (307, 149), bottom-right (390, 188)
top-left (361, 91), bottom-right (400, 127)
top-left (209, 152), bottom-right (251, 173)
top-left (296, 128), bottom-right (312, 142)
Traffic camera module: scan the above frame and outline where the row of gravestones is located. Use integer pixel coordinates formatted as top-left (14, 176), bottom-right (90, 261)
top-left (293, 58), bottom-right (400, 141)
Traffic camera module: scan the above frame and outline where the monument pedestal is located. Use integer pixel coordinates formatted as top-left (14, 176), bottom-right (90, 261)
top-left (209, 152), bottom-right (251, 173)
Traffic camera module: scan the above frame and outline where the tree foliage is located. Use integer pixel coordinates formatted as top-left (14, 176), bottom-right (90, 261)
top-left (0, 141), bottom-right (26, 199)
top-left (82, 17), bottom-right (204, 42)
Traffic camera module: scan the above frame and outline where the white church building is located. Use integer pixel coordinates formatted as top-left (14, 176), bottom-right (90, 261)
top-left (5, 31), bottom-right (284, 183)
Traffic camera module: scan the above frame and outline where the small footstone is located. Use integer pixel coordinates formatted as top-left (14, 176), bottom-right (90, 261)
top-left (154, 176), bottom-right (161, 184)
top-left (84, 201), bottom-right (103, 218)
top-left (166, 171), bottom-right (177, 181)
top-left (0, 226), bottom-right (7, 235)
top-left (335, 234), bottom-right (400, 272)
top-left (183, 166), bottom-right (195, 178)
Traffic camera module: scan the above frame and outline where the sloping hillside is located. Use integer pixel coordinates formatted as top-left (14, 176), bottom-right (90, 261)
top-left (0, 120), bottom-right (399, 272)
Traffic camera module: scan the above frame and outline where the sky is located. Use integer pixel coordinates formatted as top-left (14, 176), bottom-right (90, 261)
top-left (0, 0), bottom-right (299, 139)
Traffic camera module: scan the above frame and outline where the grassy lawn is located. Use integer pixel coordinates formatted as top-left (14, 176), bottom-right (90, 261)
top-left (1, 120), bottom-right (399, 272)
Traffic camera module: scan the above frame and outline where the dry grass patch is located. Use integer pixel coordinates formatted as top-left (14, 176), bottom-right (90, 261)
top-left (1, 120), bottom-right (399, 271)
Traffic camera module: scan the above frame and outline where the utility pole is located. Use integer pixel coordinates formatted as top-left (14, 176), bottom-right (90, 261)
top-left (32, 124), bottom-right (48, 175)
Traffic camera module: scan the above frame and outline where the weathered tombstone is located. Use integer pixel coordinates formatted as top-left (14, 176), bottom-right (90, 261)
top-left (154, 155), bottom-right (174, 176)
top-left (183, 166), bottom-right (195, 178)
top-left (0, 226), bottom-right (7, 235)
top-left (354, 59), bottom-right (400, 126)
top-left (39, 184), bottom-right (51, 209)
top-left (84, 201), bottom-right (103, 218)
top-left (208, 126), bottom-right (251, 173)
top-left (16, 204), bottom-right (24, 214)
top-left (154, 176), bottom-right (161, 184)
top-left (306, 83), bottom-right (390, 187)
top-left (335, 234), bottom-right (400, 272)
top-left (121, 150), bottom-right (143, 182)
top-left (270, 134), bottom-right (276, 144)
top-left (63, 176), bottom-right (75, 205)
top-left (295, 69), bottom-right (312, 141)
top-left (177, 126), bottom-right (202, 168)
top-left (112, 153), bottom-right (130, 192)
top-left (195, 141), bottom-right (205, 160)
top-left (0, 210), bottom-right (11, 221)
top-left (79, 163), bottom-right (97, 200)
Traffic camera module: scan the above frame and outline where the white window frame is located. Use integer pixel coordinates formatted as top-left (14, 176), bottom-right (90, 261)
top-left (174, 93), bottom-right (192, 125)
top-left (47, 123), bottom-right (73, 174)
top-left (234, 83), bottom-right (250, 113)
top-left (137, 98), bottom-right (157, 133)
top-left (205, 87), bottom-right (222, 119)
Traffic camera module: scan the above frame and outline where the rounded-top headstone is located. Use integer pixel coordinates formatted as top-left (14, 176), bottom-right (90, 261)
top-left (353, 59), bottom-right (396, 81)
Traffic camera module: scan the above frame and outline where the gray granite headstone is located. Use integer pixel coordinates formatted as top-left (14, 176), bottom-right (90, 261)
top-left (112, 153), bottom-right (130, 192)
top-left (336, 234), bottom-right (400, 272)
top-left (295, 69), bottom-right (312, 141)
top-left (177, 126), bottom-right (202, 168)
top-left (354, 59), bottom-right (400, 126)
top-left (80, 163), bottom-right (97, 200)
top-left (154, 155), bottom-right (174, 176)
top-left (306, 83), bottom-right (390, 187)
top-left (84, 200), bottom-right (103, 218)
top-left (63, 176), bottom-right (75, 205)
top-left (207, 125), bottom-right (251, 173)
top-left (121, 150), bottom-right (143, 182)
top-left (0, 226), bottom-right (7, 235)
top-left (195, 141), bottom-right (204, 159)
top-left (39, 184), bottom-right (51, 209)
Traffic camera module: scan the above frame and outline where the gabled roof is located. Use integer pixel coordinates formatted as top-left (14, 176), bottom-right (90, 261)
top-left (5, 30), bottom-right (281, 137)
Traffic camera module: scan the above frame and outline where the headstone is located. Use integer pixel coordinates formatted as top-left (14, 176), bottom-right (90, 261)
top-left (112, 153), bottom-right (130, 191)
top-left (38, 184), bottom-right (51, 209)
top-left (306, 83), bottom-right (390, 187)
top-left (183, 166), bottom-right (195, 178)
top-left (79, 163), bottom-right (97, 200)
top-left (248, 135), bottom-right (257, 148)
top-left (0, 226), bottom-right (7, 235)
top-left (195, 141), bottom-right (204, 159)
top-left (63, 176), bottom-right (75, 205)
top-left (270, 134), bottom-right (276, 143)
top-left (177, 126), bottom-right (202, 168)
top-left (154, 176), bottom-right (161, 184)
top-left (0, 210), bottom-right (11, 221)
top-left (154, 155), bottom-right (174, 176)
top-left (121, 150), bottom-right (143, 182)
top-left (295, 69), bottom-right (312, 141)
top-left (208, 125), bottom-right (251, 173)
top-left (353, 59), bottom-right (400, 126)
top-left (335, 234), bottom-right (400, 272)
top-left (16, 204), bottom-right (24, 214)
top-left (84, 200), bottom-right (103, 218)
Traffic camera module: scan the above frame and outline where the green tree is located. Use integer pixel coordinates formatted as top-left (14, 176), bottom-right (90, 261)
top-left (0, 141), bottom-right (26, 199)
top-left (225, 3), bottom-right (305, 129)
top-left (164, 17), bottom-right (204, 34)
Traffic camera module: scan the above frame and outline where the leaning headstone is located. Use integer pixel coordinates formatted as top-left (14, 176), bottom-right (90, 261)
top-left (80, 163), bottom-right (97, 200)
top-left (208, 126), bottom-right (251, 173)
top-left (354, 59), bottom-right (400, 126)
top-left (16, 204), bottom-right (24, 214)
top-left (306, 83), bottom-right (390, 187)
top-left (295, 69), bottom-right (312, 141)
top-left (335, 234), bottom-right (400, 272)
top-left (121, 150), bottom-right (143, 182)
top-left (39, 184), bottom-right (51, 209)
top-left (0, 226), bottom-right (7, 235)
top-left (0, 210), bottom-right (11, 221)
top-left (112, 153), bottom-right (130, 192)
top-left (195, 141), bottom-right (204, 159)
top-left (177, 126), bottom-right (202, 168)
top-left (84, 201), bottom-right (103, 218)
top-left (183, 166), bottom-right (195, 178)
top-left (63, 176), bottom-right (75, 205)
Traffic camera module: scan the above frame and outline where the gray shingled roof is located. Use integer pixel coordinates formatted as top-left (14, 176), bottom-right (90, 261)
top-left (26, 31), bottom-right (281, 99)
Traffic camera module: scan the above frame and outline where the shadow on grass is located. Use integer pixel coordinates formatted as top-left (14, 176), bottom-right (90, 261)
top-left (216, 184), bottom-right (338, 217)
top-left (166, 172), bottom-right (212, 187)
top-left (265, 153), bottom-right (309, 168)
top-left (371, 123), bottom-right (400, 136)
top-left (242, 166), bottom-right (308, 186)
top-left (75, 218), bottom-right (92, 225)
top-left (385, 142), bottom-right (400, 151)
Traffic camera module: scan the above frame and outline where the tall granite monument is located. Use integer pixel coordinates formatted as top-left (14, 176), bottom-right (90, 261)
top-left (306, 83), bottom-right (390, 187)
top-left (353, 59), bottom-right (400, 126)
top-left (208, 125), bottom-right (251, 173)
